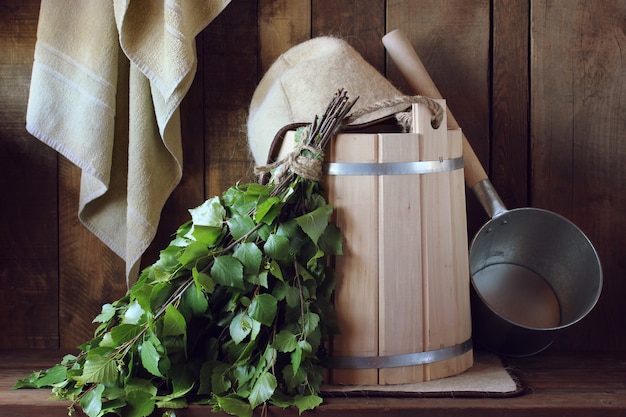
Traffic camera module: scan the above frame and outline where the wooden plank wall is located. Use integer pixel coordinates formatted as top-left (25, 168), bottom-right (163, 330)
top-left (531, 1), bottom-right (626, 351)
top-left (1, 0), bottom-right (624, 353)
top-left (0, 0), bottom-right (58, 349)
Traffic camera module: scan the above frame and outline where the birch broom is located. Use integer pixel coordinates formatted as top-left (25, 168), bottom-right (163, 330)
top-left (15, 90), bottom-right (358, 417)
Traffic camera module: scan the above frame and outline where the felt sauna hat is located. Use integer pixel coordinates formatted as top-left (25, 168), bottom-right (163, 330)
top-left (247, 36), bottom-right (411, 165)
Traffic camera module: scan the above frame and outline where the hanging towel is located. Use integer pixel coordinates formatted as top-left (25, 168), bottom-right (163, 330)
top-left (26, 0), bottom-right (231, 286)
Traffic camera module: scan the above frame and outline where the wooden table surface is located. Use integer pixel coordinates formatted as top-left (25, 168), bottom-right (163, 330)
top-left (2, 350), bottom-right (625, 417)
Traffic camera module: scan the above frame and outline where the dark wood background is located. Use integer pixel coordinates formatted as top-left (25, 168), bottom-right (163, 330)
top-left (1, 0), bottom-right (624, 354)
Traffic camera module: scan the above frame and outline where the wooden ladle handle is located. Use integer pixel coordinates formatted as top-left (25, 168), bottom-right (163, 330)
top-left (382, 29), bottom-right (488, 189)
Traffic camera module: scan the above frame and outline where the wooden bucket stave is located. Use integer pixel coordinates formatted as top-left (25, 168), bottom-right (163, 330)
top-left (325, 101), bottom-right (473, 385)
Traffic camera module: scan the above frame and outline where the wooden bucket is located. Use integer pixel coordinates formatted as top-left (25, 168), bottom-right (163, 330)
top-left (323, 101), bottom-right (473, 385)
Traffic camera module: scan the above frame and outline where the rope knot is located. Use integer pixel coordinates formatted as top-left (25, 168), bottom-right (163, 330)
top-left (254, 128), bottom-right (324, 182)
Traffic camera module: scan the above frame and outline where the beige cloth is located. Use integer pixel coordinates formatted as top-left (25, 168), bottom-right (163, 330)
top-left (247, 36), bottom-right (410, 165)
top-left (26, 0), bottom-right (230, 285)
top-left (322, 351), bottom-right (520, 396)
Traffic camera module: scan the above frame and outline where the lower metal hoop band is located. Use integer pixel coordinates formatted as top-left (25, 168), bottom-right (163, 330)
top-left (325, 338), bottom-right (472, 369)
top-left (324, 156), bottom-right (463, 176)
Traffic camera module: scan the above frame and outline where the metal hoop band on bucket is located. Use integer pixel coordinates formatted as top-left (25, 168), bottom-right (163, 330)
top-left (324, 156), bottom-right (464, 176)
top-left (325, 338), bottom-right (473, 369)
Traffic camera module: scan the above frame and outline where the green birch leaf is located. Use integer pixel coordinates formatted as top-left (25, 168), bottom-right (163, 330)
top-left (248, 294), bottom-right (277, 327)
top-left (277, 220), bottom-right (307, 254)
top-left (306, 248), bottom-right (325, 272)
top-left (308, 191), bottom-right (327, 209)
top-left (222, 185), bottom-right (244, 207)
top-left (297, 339), bottom-right (312, 353)
top-left (246, 270), bottom-right (269, 288)
top-left (188, 196), bottom-right (225, 227)
top-left (318, 222), bottom-right (343, 255)
top-left (250, 318), bottom-right (262, 341)
top-left (318, 267), bottom-right (337, 299)
top-left (295, 205), bottom-right (332, 245)
top-left (248, 372), bottom-right (277, 409)
top-left (240, 182), bottom-right (270, 199)
top-left (125, 378), bottom-right (158, 396)
top-left (12, 372), bottom-right (42, 389)
top-left (233, 365), bottom-right (255, 392)
top-left (233, 242), bottom-right (263, 274)
top-left (122, 300), bottom-right (145, 325)
top-left (211, 365), bottom-right (232, 395)
top-left (60, 353), bottom-right (77, 365)
top-left (198, 360), bottom-right (219, 395)
top-left (150, 282), bottom-right (176, 312)
top-left (174, 218), bottom-right (192, 237)
top-left (211, 255), bottom-right (244, 289)
top-left (300, 311), bottom-right (320, 336)
top-left (226, 213), bottom-right (256, 241)
top-left (188, 225), bottom-right (223, 246)
top-left (293, 394), bottom-right (323, 414)
top-left (197, 367), bottom-right (211, 396)
top-left (291, 346), bottom-right (302, 373)
top-left (76, 354), bottom-right (118, 384)
top-left (305, 326), bottom-right (322, 352)
top-left (262, 346), bottom-right (277, 367)
top-left (158, 365), bottom-right (195, 401)
top-left (263, 234), bottom-right (291, 261)
top-left (253, 196), bottom-right (281, 224)
top-left (229, 311), bottom-right (252, 344)
top-left (99, 331), bottom-right (115, 348)
top-left (93, 303), bottom-right (116, 323)
top-left (102, 386), bottom-right (125, 401)
top-left (129, 281), bottom-right (152, 313)
top-left (100, 398), bottom-right (127, 416)
top-left (247, 348), bottom-right (268, 386)
top-left (13, 364), bottom-right (68, 389)
top-left (163, 335), bottom-right (185, 355)
top-left (312, 298), bottom-right (338, 335)
top-left (282, 364), bottom-right (307, 391)
top-left (268, 259), bottom-right (284, 281)
top-left (231, 339), bottom-right (256, 367)
top-left (182, 282), bottom-right (208, 316)
top-left (79, 383), bottom-right (105, 417)
top-left (216, 395), bottom-right (252, 417)
top-left (192, 267), bottom-right (215, 294)
top-left (230, 196), bottom-right (257, 217)
top-left (296, 261), bottom-right (316, 282)
top-left (169, 234), bottom-right (191, 248)
top-left (285, 286), bottom-right (301, 309)
top-left (82, 347), bottom-right (113, 362)
top-left (163, 304), bottom-right (186, 337)
top-left (177, 241), bottom-right (209, 266)
top-left (273, 330), bottom-right (297, 353)
top-left (110, 324), bottom-right (142, 346)
top-left (124, 390), bottom-right (155, 417)
top-left (33, 364), bottom-right (68, 387)
top-left (257, 223), bottom-right (271, 241)
top-left (140, 339), bottom-right (163, 378)
top-left (153, 245), bottom-right (183, 270)
top-left (268, 390), bottom-right (294, 408)
top-left (94, 320), bottom-right (111, 338)
top-left (271, 281), bottom-right (288, 302)
top-left (240, 296), bottom-right (251, 307)
top-left (155, 398), bottom-right (188, 409)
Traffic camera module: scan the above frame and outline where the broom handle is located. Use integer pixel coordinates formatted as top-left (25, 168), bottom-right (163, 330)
top-left (382, 29), bottom-right (488, 189)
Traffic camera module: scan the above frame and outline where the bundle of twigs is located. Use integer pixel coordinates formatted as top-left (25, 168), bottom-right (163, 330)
top-left (15, 90), bottom-right (358, 417)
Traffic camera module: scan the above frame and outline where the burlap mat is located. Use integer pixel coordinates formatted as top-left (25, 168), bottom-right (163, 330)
top-left (322, 351), bottom-right (523, 398)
